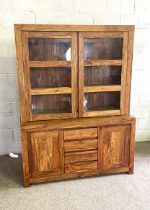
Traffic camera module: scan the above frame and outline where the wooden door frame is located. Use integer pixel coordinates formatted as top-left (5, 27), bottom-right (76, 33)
top-left (78, 31), bottom-right (129, 118)
top-left (19, 31), bottom-right (78, 122)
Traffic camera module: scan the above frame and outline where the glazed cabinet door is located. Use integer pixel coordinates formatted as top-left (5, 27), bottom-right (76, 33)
top-left (28, 131), bottom-right (63, 177)
top-left (19, 31), bottom-right (78, 122)
top-left (79, 32), bottom-right (128, 118)
top-left (98, 125), bottom-right (130, 170)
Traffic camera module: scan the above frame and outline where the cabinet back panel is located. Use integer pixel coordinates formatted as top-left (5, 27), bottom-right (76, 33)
top-left (28, 38), bottom-right (71, 61)
top-left (84, 38), bottom-right (123, 60)
top-left (30, 67), bottom-right (71, 88)
top-left (84, 66), bottom-right (121, 86)
top-left (32, 94), bottom-right (72, 114)
top-left (84, 92), bottom-right (120, 112)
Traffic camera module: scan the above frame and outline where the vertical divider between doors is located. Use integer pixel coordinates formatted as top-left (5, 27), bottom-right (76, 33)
top-left (71, 32), bottom-right (78, 118)
top-left (78, 33), bottom-right (84, 117)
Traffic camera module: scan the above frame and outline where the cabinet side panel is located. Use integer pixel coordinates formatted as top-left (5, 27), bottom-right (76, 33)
top-left (129, 120), bottom-right (136, 174)
top-left (21, 130), bottom-right (30, 187)
top-left (126, 29), bottom-right (134, 114)
top-left (15, 29), bottom-right (28, 122)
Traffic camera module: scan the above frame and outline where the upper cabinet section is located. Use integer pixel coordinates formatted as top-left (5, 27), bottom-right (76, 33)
top-left (15, 25), bottom-right (134, 123)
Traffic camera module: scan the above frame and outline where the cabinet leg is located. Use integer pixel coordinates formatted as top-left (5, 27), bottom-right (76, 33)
top-left (128, 167), bottom-right (134, 174)
top-left (23, 180), bottom-right (30, 188)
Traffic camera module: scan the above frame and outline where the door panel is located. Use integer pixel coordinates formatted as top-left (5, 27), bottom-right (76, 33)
top-left (98, 125), bottom-right (130, 170)
top-left (29, 131), bottom-right (63, 177)
top-left (21, 31), bottom-right (78, 121)
top-left (79, 32), bottom-right (128, 117)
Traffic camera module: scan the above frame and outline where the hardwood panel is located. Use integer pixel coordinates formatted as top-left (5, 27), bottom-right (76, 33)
top-left (98, 126), bottom-right (129, 170)
top-left (15, 24), bottom-right (134, 32)
top-left (64, 139), bottom-right (98, 152)
top-left (82, 32), bottom-right (124, 38)
top-left (71, 32), bottom-right (78, 118)
top-left (126, 28), bottom-right (134, 115)
top-left (28, 31), bottom-right (71, 38)
top-left (83, 110), bottom-right (120, 117)
top-left (84, 60), bottom-right (122, 66)
top-left (22, 116), bottom-right (135, 130)
top-left (64, 128), bottom-right (97, 140)
top-left (21, 130), bottom-right (30, 187)
top-left (120, 32), bottom-right (128, 115)
top-left (31, 87), bottom-right (72, 95)
top-left (29, 61), bottom-right (71, 67)
top-left (84, 85), bottom-right (121, 93)
top-left (65, 150), bottom-right (98, 164)
top-left (129, 119), bottom-right (136, 174)
top-left (29, 131), bottom-right (62, 177)
top-left (65, 161), bottom-right (97, 173)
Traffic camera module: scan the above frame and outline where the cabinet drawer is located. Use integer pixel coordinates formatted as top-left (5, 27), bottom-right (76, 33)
top-left (64, 128), bottom-right (97, 140)
top-left (65, 161), bottom-right (97, 173)
top-left (65, 150), bottom-right (98, 164)
top-left (64, 139), bottom-right (98, 152)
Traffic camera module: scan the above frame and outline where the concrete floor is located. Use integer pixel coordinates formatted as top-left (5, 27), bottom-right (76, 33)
top-left (0, 142), bottom-right (150, 210)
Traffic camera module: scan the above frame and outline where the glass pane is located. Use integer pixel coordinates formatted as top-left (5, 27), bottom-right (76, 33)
top-left (84, 66), bottom-right (121, 86)
top-left (84, 92), bottom-right (120, 112)
top-left (30, 67), bottom-right (71, 89)
top-left (28, 38), bottom-right (71, 61)
top-left (84, 38), bottom-right (123, 60)
top-left (32, 94), bottom-right (71, 114)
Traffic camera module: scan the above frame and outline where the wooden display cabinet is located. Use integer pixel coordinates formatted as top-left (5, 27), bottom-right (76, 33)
top-left (15, 25), bottom-right (135, 187)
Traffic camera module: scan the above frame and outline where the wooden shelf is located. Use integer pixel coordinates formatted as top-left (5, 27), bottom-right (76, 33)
top-left (83, 109), bottom-right (120, 117)
top-left (31, 87), bottom-right (72, 95)
top-left (84, 85), bottom-right (121, 93)
top-left (29, 61), bottom-right (71, 68)
top-left (84, 60), bottom-right (122, 66)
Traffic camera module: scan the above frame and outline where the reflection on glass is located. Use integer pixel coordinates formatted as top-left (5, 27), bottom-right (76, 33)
top-left (84, 66), bottom-right (121, 86)
top-left (30, 67), bottom-right (71, 89)
top-left (84, 92), bottom-right (120, 112)
top-left (28, 38), bottom-right (71, 61)
top-left (84, 38), bottom-right (123, 60)
top-left (32, 94), bottom-right (71, 114)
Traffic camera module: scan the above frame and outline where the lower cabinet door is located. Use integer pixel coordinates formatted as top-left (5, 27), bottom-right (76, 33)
top-left (98, 125), bottom-right (130, 170)
top-left (29, 130), bottom-right (63, 177)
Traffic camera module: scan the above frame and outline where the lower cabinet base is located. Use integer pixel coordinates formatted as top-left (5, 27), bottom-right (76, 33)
top-left (21, 116), bottom-right (136, 187)
top-left (28, 167), bottom-right (130, 187)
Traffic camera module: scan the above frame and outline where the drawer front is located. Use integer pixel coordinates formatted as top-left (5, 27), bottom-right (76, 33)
top-left (65, 161), bottom-right (97, 173)
top-left (64, 139), bottom-right (98, 152)
top-left (65, 150), bottom-right (98, 164)
top-left (64, 128), bottom-right (97, 140)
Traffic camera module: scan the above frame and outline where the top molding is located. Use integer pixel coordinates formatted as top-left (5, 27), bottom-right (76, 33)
top-left (14, 24), bottom-right (135, 32)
